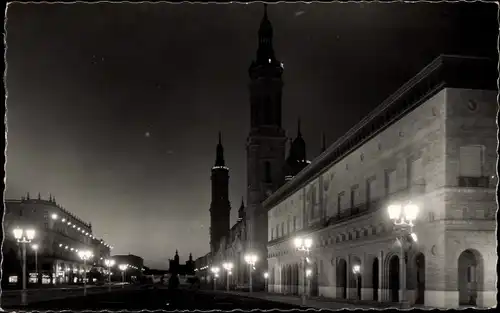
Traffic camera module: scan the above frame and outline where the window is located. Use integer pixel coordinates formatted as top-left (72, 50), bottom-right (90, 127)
top-left (276, 224), bottom-right (280, 237)
top-left (459, 146), bottom-right (484, 177)
top-left (337, 192), bottom-right (344, 215)
top-left (385, 169), bottom-right (397, 195)
top-left (350, 185), bottom-right (359, 209)
top-left (293, 216), bottom-right (297, 231)
top-left (281, 222), bottom-right (285, 236)
top-left (287, 217), bottom-right (291, 234)
top-left (408, 157), bottom-right (423, 186)
top-left (19, 209), bottom-right (23, 217)
top-left (366, 177), bottom-right (376, 205)
top-left (467, 266), bottom-right (476, 283)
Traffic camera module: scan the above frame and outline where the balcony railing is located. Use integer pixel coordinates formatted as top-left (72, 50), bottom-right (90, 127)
top-left (458, 176), bottom-right (490, 188)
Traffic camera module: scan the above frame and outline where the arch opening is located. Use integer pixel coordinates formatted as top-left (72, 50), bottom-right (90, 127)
top-left (458, 249), bottom-right (483, 306)
top-left (372, 257), bottom-right (379, 301)
top-left (389, 255), bottom-right (400, 303)
top-left (415, 253), bottom-right (425, 305)
top-left (336, 259), bottom-right (347, 299)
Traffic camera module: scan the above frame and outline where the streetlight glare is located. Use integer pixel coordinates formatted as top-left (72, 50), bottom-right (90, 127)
top-left (388, 204), bottom-right (402, 220)
top-left (51, 213), bottom-right (58, 220)
top-left (306, 268), bottom-right (312, 277)
top-left (264, 272), bottom-right (269, 279)
top-left (32, 244), bottom-right (39, 250)
top-left (404, 203), bottom-right (419, 221)
top-left (304, 238), bottom-right (312, 248)
top-left (13, 228), bottom-right (23, 239)
top-left (294, 237), bottom-right (302, 247)
top-left (411, 232), bottom-right (418, 242)
top-left (119, 264), bottom-right (128, 271)
top-left (352, 264), bottom-right (361, 274)
top-left (26, 229), bottom-right (35, 240)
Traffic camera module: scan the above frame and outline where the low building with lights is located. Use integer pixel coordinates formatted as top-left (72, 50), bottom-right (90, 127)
top-left (265, 55), bottom-right (497, 308)
top-left (3, 194), bottom-right (113, 287)
top-left (110, 254), bottom-right (144, 283)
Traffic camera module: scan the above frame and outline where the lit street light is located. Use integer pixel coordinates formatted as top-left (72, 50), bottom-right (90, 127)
top-left (352, 264), bottom-right (361, 300)
top-left (388, 202), bottom-right (419, 308)
top-left (222, 262), bottom-right (233, 291)
top-left (211, 266), bottom-right (220, 291)
top-left (13, 227), bottom-right (36, 306)
top-left (294, 237), bottom-right (312, 305)
top-left (244, 253), bottom-right (258, 293)
top-left (104, 259), bottom-right (115, 292)
top-left (78, 250), bottom-right (93, 296)
top-left (31, 244), bottom-right (39, 284)
top-left (118, 264), bottom-right (128, 288)
top-left (263, 272), bottom-right (269, 292)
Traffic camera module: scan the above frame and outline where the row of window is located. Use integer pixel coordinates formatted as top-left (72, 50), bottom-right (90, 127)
top-left (270, 145), bottom-right (487, 241)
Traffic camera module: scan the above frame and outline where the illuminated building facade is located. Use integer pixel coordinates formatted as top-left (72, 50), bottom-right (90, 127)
top-left (3, 194), bottom-right (113, 287)
top-left (265, 55), bottom-right (497, 308)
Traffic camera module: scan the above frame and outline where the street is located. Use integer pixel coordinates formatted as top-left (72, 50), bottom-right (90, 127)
top-left (4, 287), bottom-right (303, 311)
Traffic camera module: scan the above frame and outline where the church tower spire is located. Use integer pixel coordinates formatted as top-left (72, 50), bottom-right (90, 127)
top-left (210, 133), bottom-right (231, 254)
top-left (215, 131), bottom-right (225, 167)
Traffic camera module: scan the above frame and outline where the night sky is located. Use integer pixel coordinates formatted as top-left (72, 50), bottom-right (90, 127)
top-left (5, 2), bottom-right (497, 269)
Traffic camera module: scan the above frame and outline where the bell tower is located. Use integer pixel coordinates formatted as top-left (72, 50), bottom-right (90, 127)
top-left (209, 132), bottom-right (231, 254)
top-left (246, 3), bottom-right (287, 256)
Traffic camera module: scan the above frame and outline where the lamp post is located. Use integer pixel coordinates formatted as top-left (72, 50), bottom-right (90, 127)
top-left (13, 227), bottom-right (36, 306)
top-left (263, 272), bottom-right (269, 292)
top-left (244, 253), bottom-right (258, 293)
top-left (294, 237), bottom-right (312, 306)
top-left (388, 202), bottom-right (419, 309)
top-left (31, 244), bottom-right (39, 284)
top-left (211, 266), bottom-right (220, 291)
top-left (78, 250), bottom-right (93, 296)
top-left (352, 264), bottom-right (361, 300)
top-left (222, 262), bottom-right (233, 292)
top-left (118, 264), bottom-right (128, 288)
top-left (104, 259), bottom-right (115, 292)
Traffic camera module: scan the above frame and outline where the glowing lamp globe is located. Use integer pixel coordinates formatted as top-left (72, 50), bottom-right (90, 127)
top-left (403, 203), bottom-right (419, 221)
top-left (388, 204), bottom-right (402, 220)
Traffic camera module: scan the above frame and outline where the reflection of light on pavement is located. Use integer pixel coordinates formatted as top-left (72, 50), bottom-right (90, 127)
top-left (295, 11), bottom-right (305, 17)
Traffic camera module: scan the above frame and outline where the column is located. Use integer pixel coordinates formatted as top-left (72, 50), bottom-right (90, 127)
top-left (378, 251), bottom-right (384, 302)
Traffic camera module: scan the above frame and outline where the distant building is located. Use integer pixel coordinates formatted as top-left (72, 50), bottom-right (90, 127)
top-left (168, 250), bottom-right (195, 276)
top-left (111, 254), bottom-right (144, 282)
top-left (266, 55), bottom-right (497, 308)
top-left (3, 194), bottom-right (112, 287)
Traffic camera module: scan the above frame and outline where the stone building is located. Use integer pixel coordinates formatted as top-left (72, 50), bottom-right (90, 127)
top-left (265, 55), bottom-right (497, 308)
top-left (3, 194), bottom-right (112, 286)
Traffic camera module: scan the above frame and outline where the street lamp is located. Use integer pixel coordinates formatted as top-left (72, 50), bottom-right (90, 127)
top-left (104, 259), bottom-right (115, 292)
top-left (51, 213), bottom-right (58, 220)
top-left (222, 262), bottom-right (233, 291)
top-left (32, 244), bottom-right (39, 284)
top-left (118, 264), bottom-right (128, 288)
top-left (244, 253), bottom-right (258, 293)
top-left (13, 227), bottom-right (36, 306)
top-left (388, 202), bottom-right (419, 308)
top-left (294, 237), bottom-right (312, 306)
top-left (263, 272), bottom-right (269, 292)
top-left (211, 266), bottom-right (220, 291)
top-left (78, 250), bottom-right (93, 296)
top-left (352, 264), bottom-right (361, 300)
